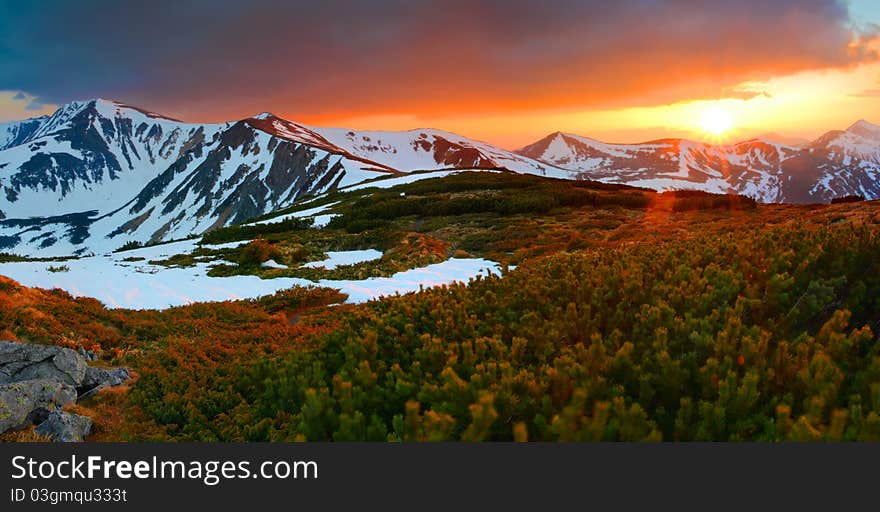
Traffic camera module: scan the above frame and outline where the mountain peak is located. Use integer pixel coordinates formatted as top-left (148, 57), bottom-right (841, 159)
top-left (848, 118), bottom-right (877, 129)
top-left (56, 97), bottom-right (118, 110)
top-left (846, 119), bottom-right (880, 138)
top-left (47, 98), bottom-right (182, 123)
top-left (39, 98), bottom-right (110, 122)
top-left (96, 99), bottom-right (184, 122)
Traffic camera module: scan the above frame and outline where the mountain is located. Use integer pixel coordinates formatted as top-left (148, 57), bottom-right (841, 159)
top-left (0, 116), bottom-right (49, 151)
top-left (313, 126), bottom-right (570, 178)
top-left (752, 132), bottom-right (810, 148)
top-left (0, 100), bottom-right (226, 220)
top-left (516, 122), bottom-right (880, 203)
top-left (0, 100), bottom-right (397, 256)
top-left (517, 132), bottom-right (800, 202)
top-left (0, 100), bottom-right (558, 257)
top-left (798, 120), bottom-right (880, 201)
top-left (248, 114), bottom-right (569, 177)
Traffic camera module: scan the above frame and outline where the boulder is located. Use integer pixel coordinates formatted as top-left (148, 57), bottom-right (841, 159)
top-left (35, 411), bottom-right (93, 442)
top-left (79, 366), bottom-right (131, 399)
top-left (0, 341), bottom-right (131, 440)
top-left (0, 379), bottom-right (77, 433)
top-left (82, 366), bottom-right (130, 388)
top-left (0, 341), bottom-right (86, 386)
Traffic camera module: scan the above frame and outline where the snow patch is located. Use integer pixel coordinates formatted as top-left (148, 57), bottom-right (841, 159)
top-left (301, 249), bottom-right (383, 270)
top-left (247, 201), bottom-right (340, 226)
top-left (261, 259), bottom-right (288, 269)
top-left (340, 170), bottom-right (496, 192)
top-left (311, 214), bottom-right (337, 228)
top-left (0, 247), bottom-right (501, 310)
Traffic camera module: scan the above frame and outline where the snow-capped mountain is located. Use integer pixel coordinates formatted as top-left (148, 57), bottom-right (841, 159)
top-left (0, 99), bottom-right (558, 257)
top-left (0, 100), bottom-right (226, 219)
top-left (799, 120), bottom-right (880, 202)
top-left (314, 126), bottom-right (570, 178)
top-left (516, 122), bottom-right (880, 203)
top-left (0, 100), bottom-right (395, 256)
top-left (517, 132), bottom-right (800, 202)
top-left (248, 114), bottom-right (568, 178)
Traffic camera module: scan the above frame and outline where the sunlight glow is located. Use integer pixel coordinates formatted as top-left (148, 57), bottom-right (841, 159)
top-left (699, 106), bottom-right (734, 136)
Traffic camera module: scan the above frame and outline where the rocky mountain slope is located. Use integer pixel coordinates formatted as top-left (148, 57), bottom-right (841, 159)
top-left (0, 100), bottom-right (396, 256)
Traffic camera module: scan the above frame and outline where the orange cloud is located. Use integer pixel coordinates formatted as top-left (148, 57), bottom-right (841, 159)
top-left (3, 1), bottom-right (875, 127)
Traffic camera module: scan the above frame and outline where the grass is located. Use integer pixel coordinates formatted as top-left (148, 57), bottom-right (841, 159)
top-left (0, 427), bottom-right (53, 442)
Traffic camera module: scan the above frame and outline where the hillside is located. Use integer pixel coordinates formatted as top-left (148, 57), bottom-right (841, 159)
top-left (0, 171), bottom-right (878, 441)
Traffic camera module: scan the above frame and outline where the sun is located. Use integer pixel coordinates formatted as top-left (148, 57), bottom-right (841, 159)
top-left (699, 106), bottom-right (734, 137)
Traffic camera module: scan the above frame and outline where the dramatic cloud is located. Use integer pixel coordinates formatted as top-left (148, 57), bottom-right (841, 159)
top-left (0, 0), bottom-right (873, 122)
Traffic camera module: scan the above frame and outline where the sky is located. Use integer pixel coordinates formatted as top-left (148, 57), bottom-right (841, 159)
top-left (1, 0), bottom-right (879, 148)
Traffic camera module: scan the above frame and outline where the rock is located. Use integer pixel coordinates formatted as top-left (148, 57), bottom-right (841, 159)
top-left (35, 411), bottom-right (92, 442)
top-left (0, 379), bottom-right (77, 433)
top-left (0, 341), bottom-right (130, 440)
top-left (82, 366), bottom-right (130, 388)
top-left (78, 347), bottom-right (98, 362)
top-left (0, 341), bottom-right (86, 386)
top-left (78, 366), bottom-right (131, 399)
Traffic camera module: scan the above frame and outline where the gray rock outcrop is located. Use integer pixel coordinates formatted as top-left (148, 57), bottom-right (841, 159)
top-left (35, 411), bottom-right (93, 442)
top-left (0, 340), bottom-right (132, 441)
top-left (0, 379), bottom-right (77, 433)
top-left (0, 341), bottom-right (86, 386)
top-left (79, 366), bottom-right (132, 399)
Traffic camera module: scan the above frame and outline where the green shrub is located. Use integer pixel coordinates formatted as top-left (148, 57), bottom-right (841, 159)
top-left (131, 222), bottom-right (880, 441)
top-left (202, 217), bottom-right (313, 245)
top-left (658, 190), bottom-right (757, 211)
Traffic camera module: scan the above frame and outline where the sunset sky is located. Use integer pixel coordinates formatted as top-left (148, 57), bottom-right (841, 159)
top-left (1, 0), bottom-right (879, 148)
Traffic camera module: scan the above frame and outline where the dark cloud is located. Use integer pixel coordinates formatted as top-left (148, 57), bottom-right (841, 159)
top-left (0, 0), bottom-right (872, 122)
top-left (11, 91), bottom-right (25, 100)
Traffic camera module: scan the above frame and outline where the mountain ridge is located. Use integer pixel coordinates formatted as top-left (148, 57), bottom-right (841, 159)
top-left (0, 99), bottom-right (558, 256)
top-left (0, 98), bottom-right (878, 257)
top-left (515, 121), bottom-right (880, 203)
